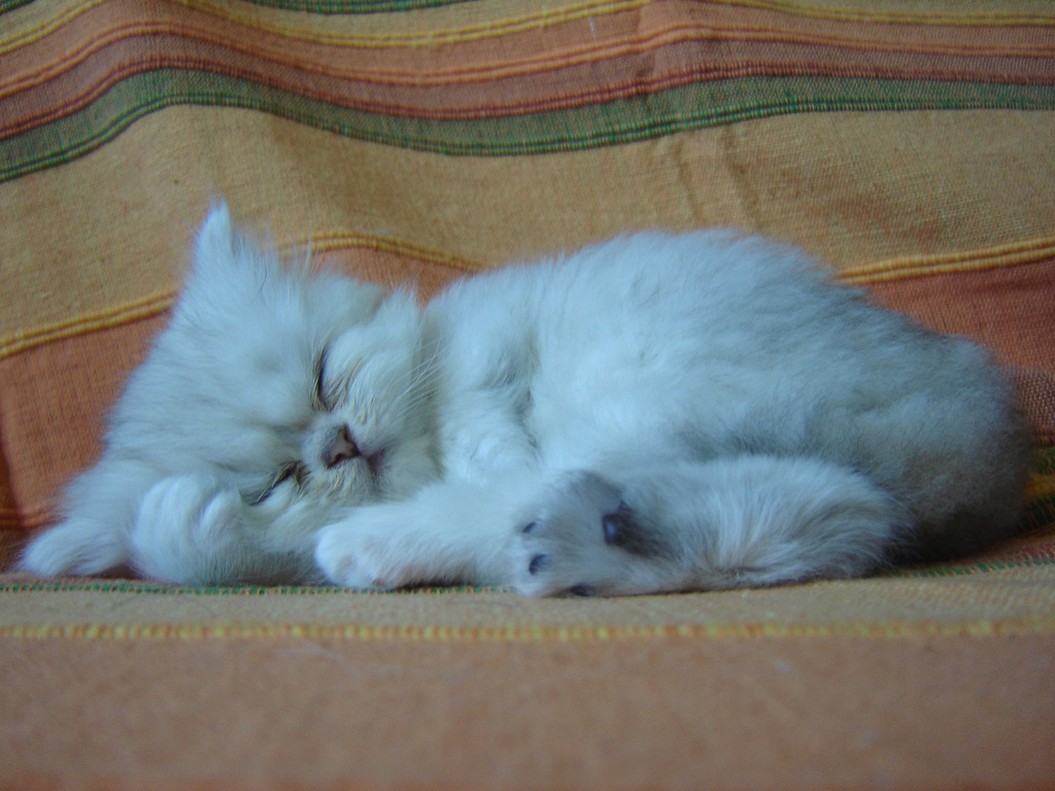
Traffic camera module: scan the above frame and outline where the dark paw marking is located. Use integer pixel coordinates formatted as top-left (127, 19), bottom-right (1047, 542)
top-left (602, 503), bottom-right (634, 546)
top-left (528, 554), bottom-right (549, 575)
top-left (521, 521), bottom-right (537, 534)
top-left (601, 501), bottom-right (663, 557)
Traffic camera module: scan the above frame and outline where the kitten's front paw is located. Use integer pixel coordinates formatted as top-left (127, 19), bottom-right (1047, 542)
top-left (130, 474), bottom-right (243, 583)
top-left (314, 511), bottom-right (418, 591)
top-left (513, 471), bottom-right (678, 597)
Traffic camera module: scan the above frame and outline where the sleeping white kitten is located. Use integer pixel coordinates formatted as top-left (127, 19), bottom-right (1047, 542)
top-left (20, 204), bottom-right (1028, 595)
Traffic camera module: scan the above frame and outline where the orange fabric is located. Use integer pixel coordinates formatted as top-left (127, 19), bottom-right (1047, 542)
top-left (1, 1), bottom-right (1054, 786)
top-left (2, 537), bottom-right (1054, 790)
top-left (865, 257), bottom-right (1055, 445)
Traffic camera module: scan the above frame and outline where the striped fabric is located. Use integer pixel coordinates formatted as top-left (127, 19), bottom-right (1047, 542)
top-left (1, 0), bottom-right (1054, 559)
top-left (3, 5), bottom-right (1055, 788)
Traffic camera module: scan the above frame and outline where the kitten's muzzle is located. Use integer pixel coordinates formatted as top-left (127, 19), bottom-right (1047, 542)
top-left (323, 423), bottom-right (385, 478)
top-left (324, 424), bottom-right (360, 468)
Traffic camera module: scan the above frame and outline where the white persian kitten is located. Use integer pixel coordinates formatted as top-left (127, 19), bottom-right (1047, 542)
top-left (20, 204), bottom-right (1028, 595)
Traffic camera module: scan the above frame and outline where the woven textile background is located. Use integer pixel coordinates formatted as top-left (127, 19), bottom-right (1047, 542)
top-left (1, 2), bottom-right (1055, 788)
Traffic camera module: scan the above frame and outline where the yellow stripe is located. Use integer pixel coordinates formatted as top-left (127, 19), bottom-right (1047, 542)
top-left (5, 16), bottom-right (1049, 103)
top-left (838, 234), bottom-right (1055, 285)
top-left (281, 230), bottom-right (485, 273)
top-left (5, 0), bottom-right (1055, 56)
top-left (1027, 474), bottom-right (1055, 501)
top-left (0, 231), bottom-right (479, 361)
top-left (4, 231), bottom-right (1053, 360)
top-left (0, 0), bottom-right (110, 56)
top-left (2, 616), bottom-right (1053, 641)
top-left (0, 292), bottom-right (173, 359)
top-left (178, 0), bottom-right (653, 49)
top-left (0, 291), bottom-right (173, 360)
top-left (0, 0), bottom-right (649, 54)
top-left (708, 0), bottom-right (1055, 26)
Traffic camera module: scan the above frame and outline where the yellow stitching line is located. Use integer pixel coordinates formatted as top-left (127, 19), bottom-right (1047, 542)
top-left (5, 0), bottom-right (1055, 56)
top-left (837, 235), bottom-right (1055, 285)
top-left (3, 231), bottom-right (1052, 360)
top-left (2, 616), bottom-right (1054, 641)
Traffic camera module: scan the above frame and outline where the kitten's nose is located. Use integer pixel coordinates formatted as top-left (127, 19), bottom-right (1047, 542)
top-left (324, 424), bottom-right (360, 468)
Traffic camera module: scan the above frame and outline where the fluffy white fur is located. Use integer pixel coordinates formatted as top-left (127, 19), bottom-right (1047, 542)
top-left (20, 204), bottom-right (1029, 595)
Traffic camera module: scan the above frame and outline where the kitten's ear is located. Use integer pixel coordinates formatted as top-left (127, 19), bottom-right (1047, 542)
top-left (186, 201), bottom-right (278, 292)
top-left (192, 199), bottom-right (244, 274)
top-left (193, 201), bottom-right (238, 273)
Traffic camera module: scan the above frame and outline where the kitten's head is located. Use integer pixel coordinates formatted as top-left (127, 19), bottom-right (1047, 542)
top-left (109, 204), bottom-right (438, 527)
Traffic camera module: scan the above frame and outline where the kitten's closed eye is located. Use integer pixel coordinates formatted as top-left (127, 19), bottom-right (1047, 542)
top-left (312, 349), bottom-right (331, 412)
top-left (245, 460), bottom-right (307, 505)
top-left (314, 345), bottom-right (364, 413)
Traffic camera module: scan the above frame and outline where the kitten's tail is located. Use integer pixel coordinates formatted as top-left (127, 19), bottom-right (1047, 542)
top-left (18, 517), bottom-right (129, 577)
top-left (15, 457), bottom-right (155, 577)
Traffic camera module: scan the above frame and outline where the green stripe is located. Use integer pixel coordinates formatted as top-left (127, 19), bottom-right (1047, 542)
top-left (892, 550), bottom-right (1055, 579)
top-left (3, 69), bottom-right (1055, 182)
top-left (0, 0), bottom-right (34, 12)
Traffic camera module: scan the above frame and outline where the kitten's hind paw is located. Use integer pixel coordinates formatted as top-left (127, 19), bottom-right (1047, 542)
top-left (129, 474), bottom-right (244, 584)
top-left (513, 471), bottom-right (685, 597)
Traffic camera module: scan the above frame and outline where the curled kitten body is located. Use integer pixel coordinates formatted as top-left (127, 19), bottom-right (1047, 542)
top-left (21, 205), bottom-right (1029, 595)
